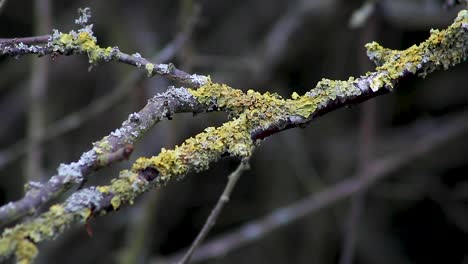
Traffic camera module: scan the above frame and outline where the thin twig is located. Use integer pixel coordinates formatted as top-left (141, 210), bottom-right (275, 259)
top-left (0, 35), bottom-right (50, 45)
top-left (177, 159), bottom-right (250, 264)
top-left (161, 108), bottom-right (468, 263)
top-left (0, 36), bottom-right (206, 87)
top-left (0, 9), bottom-right (206, 88)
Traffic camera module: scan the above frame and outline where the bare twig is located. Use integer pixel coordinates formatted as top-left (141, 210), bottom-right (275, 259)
top-left (161, 108), bottom-right (468, 263)
top-left (0, 35), bottom-right (50, 46)
top-left (177, 159), bottom-right (250, 264)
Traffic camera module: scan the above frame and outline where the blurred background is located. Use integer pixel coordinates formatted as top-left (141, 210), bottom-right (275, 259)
top-left (1, 0), bottom-right (468, 263)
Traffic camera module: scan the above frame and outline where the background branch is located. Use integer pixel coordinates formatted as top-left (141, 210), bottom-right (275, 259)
top-left (178, 159), bottom-right (249, 264)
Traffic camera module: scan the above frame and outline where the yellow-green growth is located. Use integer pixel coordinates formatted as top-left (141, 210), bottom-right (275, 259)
top-left (93, 136), bottom-right (113, 155)
top-left (2, 9), bottom-right (467, 264)
top-left (365, 9), bottom-right (468, 86)
top-left (0, 206), bottom-right (86, 264)
top-left (132, 115), bottom-right (253, 181)
top-left (104, 170), bottom-right (145, 210)
top-left (54, 31), bottom-right (118, 64)
top-left (145, 63), bottom-right (155, 77)
top-left (0, 170), bottom-right (150, 263)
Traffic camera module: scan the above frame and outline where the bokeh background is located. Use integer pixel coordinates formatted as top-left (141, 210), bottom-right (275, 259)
top-left (1, 0), bottom-right (468, 263)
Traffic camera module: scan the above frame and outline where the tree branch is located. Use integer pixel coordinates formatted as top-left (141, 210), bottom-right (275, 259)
top-left (0, 8), bottom-right (467, 264)
top-left (161, 108), bottom-right (468, 263)
top-left (0, 8), bottom-right (207, 88)
top-left (0, 87), bottom-right (206, 226)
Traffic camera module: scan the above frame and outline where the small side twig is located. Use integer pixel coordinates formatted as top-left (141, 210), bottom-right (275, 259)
top-left (177, 159), bottom-right (250, 264)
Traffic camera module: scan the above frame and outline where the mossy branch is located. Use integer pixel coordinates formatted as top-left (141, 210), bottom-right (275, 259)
top-left (0, 8), bottom-right (208, 87)
top-left (133, 10), bottom-right (468, 182)
top-left (0, 8), bottom-right (467, 264)
top-left (0, 8), bottom-right (203, 227)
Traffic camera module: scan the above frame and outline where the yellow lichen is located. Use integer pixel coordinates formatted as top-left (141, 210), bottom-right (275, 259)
top-left (366, 9), bottom-right (468, 83)
top-left (145, 63), bottom-right (155, 77)
top-left (97, 186), bottom-right (110, 193)
top-left (77, 32), bottom-right (97, 51)
top-left (94, 138), bottom-right (113, 155)
top-left (59, 34), bottom-right (73, 46)
top-left (49, 205), bottom-right (64, 215)
top-left (132, 115), bottom-right (253, 181)
top-left (53, 31), bottom-right (117, 65)
top-left (1, 9), bottom-right (467, 264)
top-left (132, 10), bottom-right (468, 182)
top-left (79, 208), bottom-right (92, 220)
top-left (0, 169), bottom-right (149, 263)
top-left (16, 240), bottom-right (38, 264)
top-left (111, 196), bottom-right (121, 210)
top-left (291, 92), bottom-right (300, 100)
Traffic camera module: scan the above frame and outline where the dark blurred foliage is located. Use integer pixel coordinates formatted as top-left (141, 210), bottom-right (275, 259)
top-left (1, 0), bottom-right (468, 263)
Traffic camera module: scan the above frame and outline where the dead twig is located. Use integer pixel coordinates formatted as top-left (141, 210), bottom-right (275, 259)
top-left (177, 159), bottom-right (250, 264)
